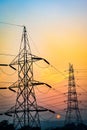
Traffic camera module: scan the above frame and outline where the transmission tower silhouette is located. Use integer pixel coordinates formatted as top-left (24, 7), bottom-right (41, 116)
top-left (0, 26), bottom-right (55, 129)
top-left (65, 63), bottom-right (82, 125)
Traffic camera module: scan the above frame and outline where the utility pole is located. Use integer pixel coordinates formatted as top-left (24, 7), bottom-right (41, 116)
top-left (0, 26), bottom-right (55, 129)
top-left (65, 63), bottom-right (82, 125)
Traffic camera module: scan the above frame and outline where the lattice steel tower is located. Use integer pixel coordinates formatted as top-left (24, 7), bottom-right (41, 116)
top-left (65, 63), bottom-right (82, 125)
top-left (1, 26), bottom-right (53, 129)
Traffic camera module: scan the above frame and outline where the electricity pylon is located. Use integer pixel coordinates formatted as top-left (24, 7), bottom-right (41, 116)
top-left (0, 26), bottom-right (55, 129)
top-left (65, 63), bottom-right (82, 125)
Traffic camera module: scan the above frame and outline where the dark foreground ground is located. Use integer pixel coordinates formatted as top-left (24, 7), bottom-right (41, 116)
top-left (0, 120), bottom-right (87, 130)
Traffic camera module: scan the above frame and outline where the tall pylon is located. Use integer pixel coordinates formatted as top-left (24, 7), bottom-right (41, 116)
top-left (65, 63), bottom-right (82, 125)
top-left (0, 26), bottom-right (54, 129)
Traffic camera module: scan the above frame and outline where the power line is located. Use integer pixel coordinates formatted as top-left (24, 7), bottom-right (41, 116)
top-left (39, 94), bottom-right (65, 100)
top-left (39, 97), bottom-right (65, 103)
top-left (35, 87), bottom-right (51, 94)
top-left (0, 68), bottom-right (17, 75)
top-left (28, 32), bottom-right (41, 55)
top-left (50, 65), bottom-right (68, 78)
top-left (77, 84), bottom-right (87, 94)
top-left (0, 53), bottom-right (16, 56)
top-left (0, 81), bottom-right (14, 83)
top-left (0, 21), bottom-right (23, 27)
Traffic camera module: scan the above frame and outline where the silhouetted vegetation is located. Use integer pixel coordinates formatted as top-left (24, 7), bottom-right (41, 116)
top-left (0, 120), bottom-right (15, 130)
top-left (0, 120), bottom-right (87, 130)
top-left (18, 126), bottom-right (41, 130)
top-left (51, 123), bottom-right (87, 130)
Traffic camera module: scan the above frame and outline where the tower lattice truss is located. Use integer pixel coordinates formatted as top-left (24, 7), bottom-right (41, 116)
top-left (0, 26), bottom-right (54, 129)
top-left (65, 63), bottom-right (82, 125)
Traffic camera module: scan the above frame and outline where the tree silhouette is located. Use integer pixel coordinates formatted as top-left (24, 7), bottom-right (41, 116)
top-left (0, 120), bottom-right (15, 130)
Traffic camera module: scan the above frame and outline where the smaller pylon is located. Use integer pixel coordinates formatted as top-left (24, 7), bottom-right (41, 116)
top-left (65, 63), bottom-right (82, 125)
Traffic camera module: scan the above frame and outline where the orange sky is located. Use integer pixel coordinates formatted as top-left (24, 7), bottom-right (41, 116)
top-left (0, 0), bottom-right (87, 121)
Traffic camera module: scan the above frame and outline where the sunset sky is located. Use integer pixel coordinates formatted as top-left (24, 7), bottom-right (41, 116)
top-left (0, 0), bottom-right (87, 123)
